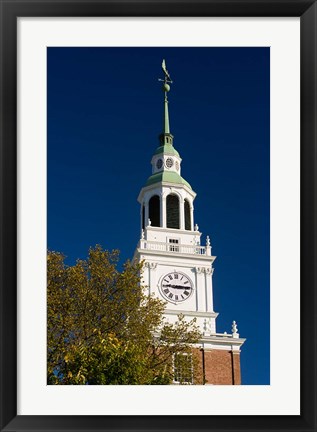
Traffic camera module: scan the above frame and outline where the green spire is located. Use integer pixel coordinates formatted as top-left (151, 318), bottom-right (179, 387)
top-left (163, 89), bottom-right (170, 134)
top-left (145, 60), bottom-right (192, 190)
top-left (159, 59), bottom-right (174, 146)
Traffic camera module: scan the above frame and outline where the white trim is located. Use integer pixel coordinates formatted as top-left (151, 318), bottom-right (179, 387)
top-left (138, 181), bottom-right (196, 203)
top-left (137, 248), bottom-right (216, 262)
top-left (145, 225), bottom-right (202, 236)
top-left (165, 309), bottom-right (218, 318)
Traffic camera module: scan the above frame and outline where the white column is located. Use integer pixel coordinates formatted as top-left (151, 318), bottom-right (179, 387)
top-left (195, 267), bottom-right (206, 312)
top-left (140, 204), bottom-right (143, 232)
top-left (190, 205), bottom-right (194, 231)
top-left (144, 262), bottom-right (158, 296)
top-left (144, 199), bottom-right (149, 227)
top-left (142, 262), bottom-right (151, 296)
top-left (194, 269), bottom-right (199, 311)
top-left (205, 268), bottom-right (214, 312)
top-left (161, 194), bottom-right (166, 228)
top-left (149, 262), bottom-right (157, 295)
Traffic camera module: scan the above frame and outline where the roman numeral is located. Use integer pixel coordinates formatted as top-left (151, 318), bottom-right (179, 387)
top-left (168, 275), bottom-right (173, 280)
top-left (184, 281), bottom-right (189, 285)
top-left (168, 293), bottom-right (173, 299)
top-left (174, 274), bottom-right (178, 279)
top-left (164, 288), bottom-right (169, 294)
top-left (175, 295), bottom-right (179, 301)
top-left (184, 290), bottom-right (189, 296)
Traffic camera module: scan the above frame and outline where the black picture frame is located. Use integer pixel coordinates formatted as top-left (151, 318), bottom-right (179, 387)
top-left (0, 1), bottom-right (316, 431)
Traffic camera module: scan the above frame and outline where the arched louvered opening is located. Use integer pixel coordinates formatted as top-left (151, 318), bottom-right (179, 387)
top-left (166, 194), bottom-right (180, 229)
top-left (184, 199), bottom-right (191, 230)
top-left (149, 195), bottom-right (160, 227)
top-left (142, 204), bottom-right (145, 230)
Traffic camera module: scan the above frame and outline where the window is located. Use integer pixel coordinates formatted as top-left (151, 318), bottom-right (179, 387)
top-left (173, 353), bottom-right (193, 384)
top-left (149, 195), bottom-right (160, 227)
top-left (156, 158), bottom-right (163, 170)
top-left (168, 238), bottom-right (179, 252)
top-left (166, 194), bottom-right (179, 229)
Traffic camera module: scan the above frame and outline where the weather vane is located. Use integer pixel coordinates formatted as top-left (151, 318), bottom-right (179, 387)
top-left (159, 59), bottom-right (173, 86)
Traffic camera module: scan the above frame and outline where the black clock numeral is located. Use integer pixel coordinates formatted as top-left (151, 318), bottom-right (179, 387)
top-left (184, 290), bottom-right (189, 296)
top-left (184, 280), bottom-right (189, 285)
top-left (174, 274), bottom-right (178, 279)
top-left (168, 292), bottom-right (173, 299)
top-left (164, 279), bottom-right (169, 283)
top-left (175, 295), bottom-right (178, 301)
top-left (168, 275), bottom-right (173, 280)
top-left (180, 276), bottom-right (184, 281)
top-left (164, 288), bottom-right (169, 294)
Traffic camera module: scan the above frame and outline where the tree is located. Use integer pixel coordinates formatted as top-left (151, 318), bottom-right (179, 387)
top-left (47, 245), bottom-right (202, 385)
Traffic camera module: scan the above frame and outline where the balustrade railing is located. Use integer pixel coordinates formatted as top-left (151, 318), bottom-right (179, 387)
top-left (139, 240), bottom-right (207, 255)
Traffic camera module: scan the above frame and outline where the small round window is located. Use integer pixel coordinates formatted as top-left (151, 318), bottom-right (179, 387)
top-left (156, 159), bottom-right (163, 169)
top-left (166, 158), bottom-right (174, 168)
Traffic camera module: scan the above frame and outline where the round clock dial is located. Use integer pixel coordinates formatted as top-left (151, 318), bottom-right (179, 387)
top-left (160, 272), bottom-right (193, 303)
top-left (165, 157), bottom-right (174, 168)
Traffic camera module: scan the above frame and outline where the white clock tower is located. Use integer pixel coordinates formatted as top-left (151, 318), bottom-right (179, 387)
top-left (134, 61), bottom-right (245, 385)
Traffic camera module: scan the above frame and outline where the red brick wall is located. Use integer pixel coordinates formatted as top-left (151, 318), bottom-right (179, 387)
top-left (232, 352), bottom-right (241, 385)
top-left (198, 349), bottom-right (241, 385)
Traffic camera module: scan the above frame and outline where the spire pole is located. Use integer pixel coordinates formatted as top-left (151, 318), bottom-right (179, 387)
top-left (159, 59), bottom-right (173, 140)
top-left (163, 86), bottom-right (170, 134)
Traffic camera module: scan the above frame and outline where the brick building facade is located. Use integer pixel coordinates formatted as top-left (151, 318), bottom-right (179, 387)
top-left (201, 348), bottom-right (241, 385)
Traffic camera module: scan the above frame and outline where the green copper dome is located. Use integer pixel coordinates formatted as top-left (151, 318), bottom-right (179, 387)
top-left (145, 171), bottom-right (191, 189)
top-left (154, 143), bottom-right (180, 157)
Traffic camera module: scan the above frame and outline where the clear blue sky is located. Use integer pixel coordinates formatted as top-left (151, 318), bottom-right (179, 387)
top-left (48, 47), bottom-right (270, 385)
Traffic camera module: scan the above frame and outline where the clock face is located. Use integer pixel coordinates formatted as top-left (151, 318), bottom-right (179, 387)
top-left (160, 272), bottom-right (193, 303)
top-left (165, 157), bottom-right (174, 168)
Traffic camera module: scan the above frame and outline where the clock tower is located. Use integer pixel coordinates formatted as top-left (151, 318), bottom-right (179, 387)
top-left (134, 60), bottom-right (245, 385)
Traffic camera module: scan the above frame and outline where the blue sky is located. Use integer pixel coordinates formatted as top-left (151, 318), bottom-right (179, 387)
top-left (48, 47), bottom-right (270, 385)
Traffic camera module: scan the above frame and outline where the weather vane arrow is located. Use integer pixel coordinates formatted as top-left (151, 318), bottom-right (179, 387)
top-left (159, 59), bottom-right (173, 83)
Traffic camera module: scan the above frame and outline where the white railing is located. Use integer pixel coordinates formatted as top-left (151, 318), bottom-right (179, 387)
top-left (139, 240), bottom-right (207, 255)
